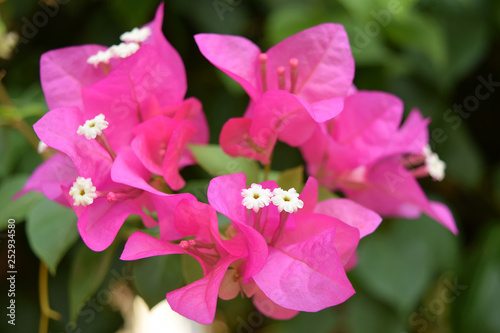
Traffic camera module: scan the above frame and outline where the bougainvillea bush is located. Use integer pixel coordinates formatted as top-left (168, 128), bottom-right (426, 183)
top-left (3, 1), bottom-right (500, 333)
top-left (15, 2), bottom-right (458, 326)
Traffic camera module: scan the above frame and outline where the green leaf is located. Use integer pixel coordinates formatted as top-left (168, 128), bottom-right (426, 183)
top-left (317, 186), bottom-right (339, 202)
top-left (180, 179), bottom-right (210, 203)
top-left (458, 223), bottom-right (500, 333)
top-left (69, 243), bottom-right (116, 321)
top-left (276, 165), bottom-right (304, 191)
top-left (0, 174), bottom-right (44, 231)
top-left (440, 126), bottom-right (484, 189)
top-left (107, 0), bottom-right (159, 29)
top-left (0, 103), bottom-right (47, 122)
top-left (352, 219), bottom-right (437, 313)
top-left (0, 127), bottom-right (35, 178)
top-left (132, 254), bottom-right (184, 309)
top-left (26, 199), bottom-right (79, 275)
top-left (275, 309), bottom-right (337, 333)
top-left (181, 254), bottom-right (204, 285)
top-left (346, 293), bottom-right (406, 333)
top-left (189, 144), bottom-right (260, 184)
top-left (386, 13), bottom-right (447, 70)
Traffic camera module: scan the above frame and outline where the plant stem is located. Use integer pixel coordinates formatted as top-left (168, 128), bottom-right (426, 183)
top-left (38, 262), bottom-right (61, 333)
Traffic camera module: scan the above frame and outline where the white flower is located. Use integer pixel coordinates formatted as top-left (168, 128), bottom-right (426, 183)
top-left (241, 184), bottom-right (273, 212)
top-left (422, 145), bottom-right (446, 181)
top-left (271, 187), bottom-right (304, 213)
top-left (120, 27), bottom-right (152, 43)
top-left (109, 42), bottom-right (140, 59)
top-left (37, 141), bottom-right (49, 154)
top-left (426, 153), bottom-right (446, 181)
top-left (69, 177), bottom-right (97, 206)
top-left (77, 114), bottom-right (109, 140)
top-left (87, 49), bottom-right (114, 67)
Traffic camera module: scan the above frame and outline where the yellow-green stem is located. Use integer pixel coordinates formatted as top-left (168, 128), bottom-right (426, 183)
top-left (39, 262), bottom-right (61, 333)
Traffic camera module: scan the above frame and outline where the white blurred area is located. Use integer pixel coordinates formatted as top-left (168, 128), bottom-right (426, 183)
top-left (113, 283), bottom-right (208, 333)
top-left (130, 297), bottom-right (206, 333)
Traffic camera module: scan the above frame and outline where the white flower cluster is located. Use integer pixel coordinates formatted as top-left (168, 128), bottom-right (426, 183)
top-left (423, 144), bottom-right (446, 181)
top-left (241, 184), bottom-right (304, 213)
top-left (87, 27), bottom-right (151, 67)
top-left (120, 27), bottom-right (152, 43)
top-left (77, 114), bottom-right (109, 140)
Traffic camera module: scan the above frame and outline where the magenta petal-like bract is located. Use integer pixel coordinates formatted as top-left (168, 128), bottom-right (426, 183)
top-left (252, 288), bottom-right (299, 320)
top-left (265, 23), bottom-right (354, 102)
top-left (344, 159), bottom-right (458, 234)
top-left (15, 153), bottom-right (78, 207)
top-left (120, 231), bottom-right (186, 260)
top-left (33, 107), bottom-right (112, 185)
top-left (253, 227), bottom-right (355, 312)
top-left (194, 33), bottom-right (261, 100)
top-left (167, 257), bottom-right (235, 325)
top-left (40, 44), bottom-right (109, 110)
top-left (315, 198), bottom-right (382, 238)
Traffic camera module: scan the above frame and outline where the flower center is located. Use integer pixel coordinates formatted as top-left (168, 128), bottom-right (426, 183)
top-left (69, 177), bottom-right (97, 207)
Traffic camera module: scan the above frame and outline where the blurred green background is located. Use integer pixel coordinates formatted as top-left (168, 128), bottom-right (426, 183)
top-left (1, 0), bottom-right (500, 332)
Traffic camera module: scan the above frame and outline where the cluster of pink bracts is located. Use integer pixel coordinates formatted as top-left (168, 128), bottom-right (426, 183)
top-left (18, 4), bottom-right (457, 325)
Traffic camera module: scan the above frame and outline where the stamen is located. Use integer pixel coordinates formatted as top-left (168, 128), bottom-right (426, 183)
top-left (243, 134), bottom-right (267, 155)
top-left (69, 177), bottom-right (97, 207)
top-left (119, 27), bottom-right (152, 43)
top-left (96, 133), bottom-right (117, 160)
top-left (409, 165), bottom-right (430, 179)
top-left (271, 187), bottom-right (304, 213)
top-left (259, 53), bottom-right (268, 92)
top-left (188, 240), bottom-right (215, 249)
top-left (270, 210), bottom-right (290, 245)
top-left (277, 66), bottom-right (286, 90)
top-left (401, 154), bottom-right (426, 167)
top-left (241, 184), bottom-right (273, 213)
top-left (289, 58), bottom-right (299, 94)
top-left (179, 240), bottom-right (218, 265)
top-left (104, 189), bottom-right (142, 203)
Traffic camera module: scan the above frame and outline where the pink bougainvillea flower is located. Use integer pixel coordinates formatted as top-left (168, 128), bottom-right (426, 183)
top-left (31, 107), bottom-right (164, 251)
top-left (121, 194), bottom-right (267, 324)
top-left (300, 91), bottom-right (458, 234)
top-left (131, 116), bottom-right (197, 191)
top-left (196, 24), bottom-right (354, 162)
top-left (20, 7), bottom-right (209, 249)
top-left (195, 23), bottom-right (354, 119)
top-left (121, 173), bottom-right (371, 323)
top-left (207, 173), bottom-right (363, 319)
top-left (219, 90), bottom-right (318, 164)
top-left (40, 3), bottom-right (180, 111)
